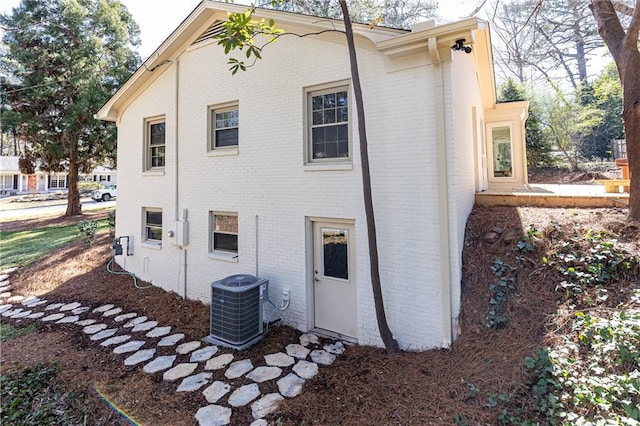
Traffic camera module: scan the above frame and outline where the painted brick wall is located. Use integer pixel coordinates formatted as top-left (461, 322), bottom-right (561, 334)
top-left (114, 33), bottom-right (469, 350)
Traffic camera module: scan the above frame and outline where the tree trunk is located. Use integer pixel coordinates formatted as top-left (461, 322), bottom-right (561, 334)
top-left (338, 0), bottom-right (399, 353)
top-left (65, 141), bottom-right (82, 216)
top-left (589, 0), bottom-right (640, 220)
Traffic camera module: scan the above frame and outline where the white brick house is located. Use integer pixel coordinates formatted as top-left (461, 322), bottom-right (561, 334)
top-left (97, 1), bottom-right (527, 350)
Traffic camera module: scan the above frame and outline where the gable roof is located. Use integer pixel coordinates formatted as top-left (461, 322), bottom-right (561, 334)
top-left (97, 0), bottom-right (496, 122)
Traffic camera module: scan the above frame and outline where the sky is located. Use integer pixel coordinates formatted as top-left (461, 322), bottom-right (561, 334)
top-left (1, 0), bottom-right (470, 60)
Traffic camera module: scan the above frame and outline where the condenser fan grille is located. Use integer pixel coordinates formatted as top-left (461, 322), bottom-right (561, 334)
top-left (211, 285), bottom-right (261, 343)
top-left (206, 274), bottom-right (268, 350)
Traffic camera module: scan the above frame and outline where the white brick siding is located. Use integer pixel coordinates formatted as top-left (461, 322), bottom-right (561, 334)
top-left (111, 19), bottom-right (491, 350)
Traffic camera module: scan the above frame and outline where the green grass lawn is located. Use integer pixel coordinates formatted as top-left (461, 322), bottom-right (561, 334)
top-left (0, 219), bottom-right (110, 269)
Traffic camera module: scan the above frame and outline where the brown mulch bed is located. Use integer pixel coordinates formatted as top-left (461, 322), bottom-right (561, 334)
top-left (2, 207), bottom-right (639, 425)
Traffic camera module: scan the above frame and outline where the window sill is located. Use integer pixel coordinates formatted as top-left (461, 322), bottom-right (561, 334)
top-left (142, 170), bottom-right (165, 176)
top-left (209, 252), bottom-right (239, 263)
top-left (303, 163), bottom-right (353, 172)
top-left (208, 148), bottom-right (239, 157)
top-left (141, 242), bottom-right (162, 250)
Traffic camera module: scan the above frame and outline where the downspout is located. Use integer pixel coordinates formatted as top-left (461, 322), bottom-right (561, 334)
top-left (429, 37), bottom-right (453, 347)
top-left (174, 59), bottom-right (188, 299)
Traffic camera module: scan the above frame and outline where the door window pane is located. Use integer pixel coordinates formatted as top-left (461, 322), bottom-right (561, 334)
top-left (322, 228), bottom-right (348, 280)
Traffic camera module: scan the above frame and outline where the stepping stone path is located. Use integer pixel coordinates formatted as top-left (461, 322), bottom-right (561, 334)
top-left (0, 289), bottom-right (346, 425)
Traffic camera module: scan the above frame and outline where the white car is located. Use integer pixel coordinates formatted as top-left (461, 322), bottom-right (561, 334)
top-left (92, 184), bottom-right (117, 202)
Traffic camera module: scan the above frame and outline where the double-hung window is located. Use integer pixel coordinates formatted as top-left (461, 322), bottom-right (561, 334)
top-left (145, 117), bottom-right (165, 170)
top-left (210, 212), bottom-right (238, 255)
top-left (308, 86), bottom-right (349, 162)
top-left (210, 104), bottom-right (239, 150)
top-left (144, 208), bottom-right (163, 245)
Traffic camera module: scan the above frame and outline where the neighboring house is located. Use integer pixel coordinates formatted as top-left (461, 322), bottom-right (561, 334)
top-left (0, 156), bottom-right (116, 194)
top-left (97, 1), bottom-right (528, 350)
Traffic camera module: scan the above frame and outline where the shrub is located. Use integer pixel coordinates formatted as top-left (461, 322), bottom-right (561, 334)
top-left (77, 220), bottom-right (98, 246)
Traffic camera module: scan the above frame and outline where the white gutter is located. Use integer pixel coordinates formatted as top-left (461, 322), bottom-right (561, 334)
top-left (429, 36), bottom-right (453, 347)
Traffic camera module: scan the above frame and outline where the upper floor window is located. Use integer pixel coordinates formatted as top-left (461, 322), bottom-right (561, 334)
top-left (145, 117), bottom-right (165, 170)
top-left (308, 86), bottom-right (349, 162)
top-left (210, 104), bottom-right (239, 150)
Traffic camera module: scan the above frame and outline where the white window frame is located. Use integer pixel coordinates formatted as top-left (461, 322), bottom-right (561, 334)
top-left (49, 174), bottom-right (67, 189)
top-left (144, 116), bottom-right (166, 171)
top-left (208, 102), bottom-right (239, 153)
top-left (209, 212), bottom-right (238, 259)
top-left (487, 122), bottom-right (516, 181)
top-left (304, 82), bottom-right (351, 165)
top-left (143, 207), bottom-right (163, 246)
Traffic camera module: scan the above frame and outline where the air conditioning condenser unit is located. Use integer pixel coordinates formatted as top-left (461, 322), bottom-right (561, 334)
top-left (205, 274), bottom-right (268, 350)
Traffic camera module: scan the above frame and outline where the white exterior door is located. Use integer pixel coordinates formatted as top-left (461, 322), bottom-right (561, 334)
top-left (313, 221), bottom-right (357, 338)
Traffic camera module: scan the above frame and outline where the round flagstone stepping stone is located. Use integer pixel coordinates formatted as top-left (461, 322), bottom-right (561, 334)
top-left (59, 302), bottom-right (82, 312)
top-left (202, 381), bottom-right (231, 403)
top-left (324, 342), bottom-right (346, 355)
top-left (21, 296), bottom-right (39, 306)
top-left (264, 352), bottom-right (295, 367)
top-left (250, 420), bottom-right (268, 426)
top-left (131, 321), bottom-right (158, 332)
top-left (190, 345), bottom-right (218, 362)
top-left (286, 343), bottom-right (310, 359)
top-left (11, 310), bottom-right (32, 318)
top-left (76, 319), bottom-right (97, 326)
top-left (101, 335), bottom-right (131, 347)
top-left (251, 393), bottom-right (284, 420)
top-left (83, 323), bottom-right (107, 334)
top-left (228, 383), bottom-right (260, 407)
top-left (41, 313), bottom-right (66, 322)
top-left (224, 359), bottom-right (253, 379)
top-left (0, 274), bottom-right (8, 281)
top-left (56, 315), bottom-right (80, 324)
top-left (158, 333), bottom-right (184, 346)
top-left (163, 363), bottom-right (198, 382)
top-left (277, 373), bottom-right (305, 398)
top-left (71, 306), bottom-right (89, 314)
top-left (2, 308), bottom-right (21, 317)
top-left (310, 349), bottom-right (336, 366)
top-left (4, 308), bottom-right (24, 317)
top-left (7, 295), bottom-right (24, 303)
top-left (195, 405), bottom-right (232, 426)
top-left (0, 304), bottom-right (13, 314)
top-left (247, 366), bottom-right (282, 383)
top-left (113, 340), bottom-right (146, 354)
top-left (114, 312), bottom-right (137, 322)
top-left (124, 348), bottom-right (156, 366)
top-left (205, 354), bottom-right (234, 371)
top-left (292, 360), bottom-right (319, 379)
top-left (146, 326), bottom-right (171, 338)
top-left (90, 328), bottom-right (118, 341)
top-left (300, 333), bottom-right (320, 347)
top-left (143, 355), bottom-right (176, 374)
top-left (30, 300), bottom-right (49, 308)
top-left (45, 303), bottom-right (65, 311)
top-left (176, 341), bottom-right (201, 354)
top-left (0, 292), bottom-right (12, 299)
top-left (27, 312), bottom-right (45, 319)
top-left (124, 316), bottom-right (148, 327)
top-left (92, 304), bottom-right (114, 313)
top-left (102, 307), bottom-right (123, 317)
top-left (177, 372), bottom-right (212, 392)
